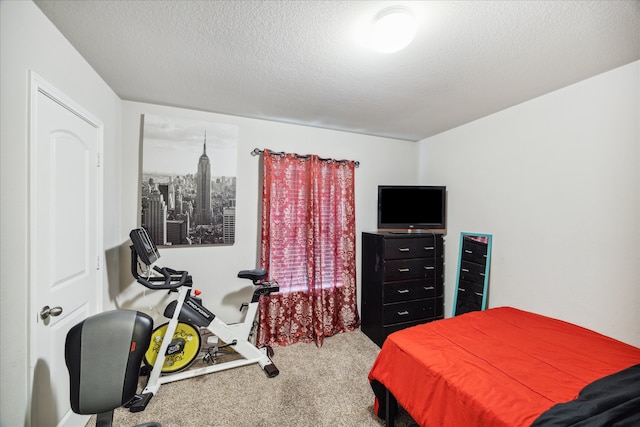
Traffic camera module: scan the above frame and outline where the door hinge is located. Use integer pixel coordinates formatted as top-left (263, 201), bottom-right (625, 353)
top-left (96, 256), bottom-right (100, 270)
top-left (97, 153), bottom-right (101, 167)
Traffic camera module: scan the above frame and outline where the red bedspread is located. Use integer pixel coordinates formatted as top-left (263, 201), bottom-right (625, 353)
top-left (368, 307), bottom-right (640, 427)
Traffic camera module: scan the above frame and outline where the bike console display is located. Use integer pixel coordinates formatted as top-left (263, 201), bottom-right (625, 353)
top-left (130, 228), bottom-right (160, 266)
top-left (130, 228), bottom-right (189, 290)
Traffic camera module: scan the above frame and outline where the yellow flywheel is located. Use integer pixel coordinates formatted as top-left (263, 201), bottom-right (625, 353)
top-left (144, 322), bottom-right (201, 373)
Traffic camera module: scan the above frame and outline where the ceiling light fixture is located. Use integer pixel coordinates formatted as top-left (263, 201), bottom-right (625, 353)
top-left (369, 6), bottom-right (417, 53)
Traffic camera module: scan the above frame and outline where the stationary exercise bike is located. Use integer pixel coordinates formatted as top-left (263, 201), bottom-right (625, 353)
top-left (127, 227), bottom-right (280, 412)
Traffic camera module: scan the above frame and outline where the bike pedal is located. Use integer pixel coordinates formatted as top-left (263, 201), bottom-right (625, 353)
top-left (139, 365), bottom-right (151, 377)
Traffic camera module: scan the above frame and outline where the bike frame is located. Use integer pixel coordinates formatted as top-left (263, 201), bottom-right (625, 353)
top-left (142, 285), bottom-right (272, 392)
top-left (127, 227), bottom-right (278, 413)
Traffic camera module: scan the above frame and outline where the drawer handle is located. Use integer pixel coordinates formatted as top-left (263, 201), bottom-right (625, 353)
top-left (424, 266), bottom-right (434, 270)
top-left (397, 289), bottom-right (410, 294)
top-left (459, 288), bottom-right (466, 292)
top-left (423, 246), bottom-right (434, 250)
top-left (461, 268), bottom-right (470, 272)
top-left (397, 311), bottom-right (409, 316)
top-left (398, 248), bottom-right (410, 252)
top-left (465, 249), bottom-right (473, 254)
top-left (398, 268), bottom-right (410, 272)
top-left (423, 286), bottom-right (434, 291)
top-left (474, 292), bottom-right (483, 296)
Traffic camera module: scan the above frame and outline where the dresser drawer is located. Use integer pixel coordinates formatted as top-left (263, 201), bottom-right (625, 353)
top-left (383, 299), bottom-right (435, 325)
top-left (455, 286), bottom-right (484, 312)
top-left (434, 296), bottom-right (444, 317)
top-left (457, 279), bottom-right (485, 297)
top-left (382, 318), bottom-right (439, 338)
top-left (459, 260), bottom-right (486, 284)
top-left (384, 280), bottom-right (443, 304)
top-left (384, 236), bottom-right (442, 260)
top-left (461, 237), bottom-right (488, 264)
top-left (384, 257), bottom-right (441, 281)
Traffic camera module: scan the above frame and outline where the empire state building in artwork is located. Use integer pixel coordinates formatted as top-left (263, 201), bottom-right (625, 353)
top-left (195, 133), bottom-right (212, 226)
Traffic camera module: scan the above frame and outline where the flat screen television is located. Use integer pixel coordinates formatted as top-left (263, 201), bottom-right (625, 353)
top-left (377, 185), bottom-right (446, 231)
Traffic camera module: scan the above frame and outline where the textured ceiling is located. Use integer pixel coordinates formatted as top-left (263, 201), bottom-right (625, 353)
top-left (35, 0), bottom-right (639, 141)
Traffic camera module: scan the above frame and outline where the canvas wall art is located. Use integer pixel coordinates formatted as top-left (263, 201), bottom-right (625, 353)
top-left (140, 114), bottom-right (238, 246)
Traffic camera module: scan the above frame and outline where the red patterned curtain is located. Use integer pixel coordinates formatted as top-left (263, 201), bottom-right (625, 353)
top-left (257, 149), bottom-right (360, 347)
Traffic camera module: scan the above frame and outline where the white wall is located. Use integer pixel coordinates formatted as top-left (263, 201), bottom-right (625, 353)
top-left (0, 2), bottom-right (122, 426)
top-left (0, 4), bottom-right (416, 423)
top-left (418, 61), bottom-right (640, 346)
top-left (119, 101), bottom-right (418, 323)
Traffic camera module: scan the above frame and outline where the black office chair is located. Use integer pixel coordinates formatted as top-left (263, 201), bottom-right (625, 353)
top-left (65, 309), bottom-right (160, 427)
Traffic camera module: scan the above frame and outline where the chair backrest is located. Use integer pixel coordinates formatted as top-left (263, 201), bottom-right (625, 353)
top-left (65, 310), bottom-right (153, 415)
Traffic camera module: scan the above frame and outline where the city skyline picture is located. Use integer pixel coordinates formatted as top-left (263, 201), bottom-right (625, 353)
top-left (140, 114), bottom-right (238, 247)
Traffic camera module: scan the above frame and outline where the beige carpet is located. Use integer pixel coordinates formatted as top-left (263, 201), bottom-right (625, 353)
top-left (99, 329), bottom-right (416, 427)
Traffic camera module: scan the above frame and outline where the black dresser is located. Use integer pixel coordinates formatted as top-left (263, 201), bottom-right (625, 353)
top-left (361, 231), bottom-right (444, 347)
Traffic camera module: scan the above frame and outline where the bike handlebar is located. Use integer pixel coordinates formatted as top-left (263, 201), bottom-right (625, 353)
top-left (136, 266), bottom-right (189, 290)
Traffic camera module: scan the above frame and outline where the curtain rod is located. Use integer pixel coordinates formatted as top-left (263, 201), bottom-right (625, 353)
top-left (250, 148), bottom-right (359, 168)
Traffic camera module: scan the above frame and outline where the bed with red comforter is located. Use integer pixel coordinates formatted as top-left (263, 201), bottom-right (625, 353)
top-left (368, 307), bottom-right (640, 426)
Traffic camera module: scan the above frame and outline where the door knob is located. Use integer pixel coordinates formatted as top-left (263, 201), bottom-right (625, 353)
top-left (40, 305), bottom-right (63, 320)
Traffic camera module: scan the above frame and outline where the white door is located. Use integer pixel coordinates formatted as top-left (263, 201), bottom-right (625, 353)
top-left (29, 73), bottom-right (103, 427)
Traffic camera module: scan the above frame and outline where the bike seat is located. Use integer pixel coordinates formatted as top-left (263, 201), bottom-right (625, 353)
top-left (237, 268), bottom-right (267, 282)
